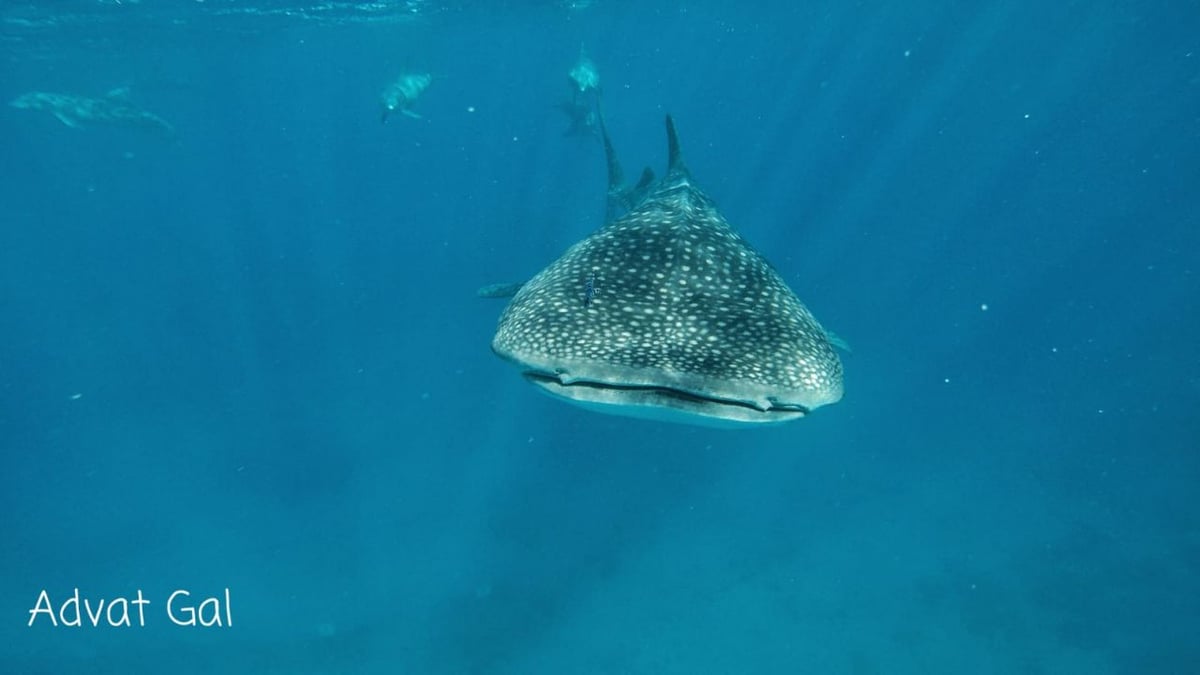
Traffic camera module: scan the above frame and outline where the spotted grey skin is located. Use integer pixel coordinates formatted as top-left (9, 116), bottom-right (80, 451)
top-left (491, 116), bottom-right (843, 427)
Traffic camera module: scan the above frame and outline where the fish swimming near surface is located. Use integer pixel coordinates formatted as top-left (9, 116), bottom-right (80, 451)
top-left (558, 45), bottom-right (602, 138)
top-left (567, 44), bottom-right (600, 95)
top-left (10, 88), bottom-right (174, 134)
top-left (380, 73), bottom-right (432, 122)
top-left (490, 116), bottom-right (844, 427)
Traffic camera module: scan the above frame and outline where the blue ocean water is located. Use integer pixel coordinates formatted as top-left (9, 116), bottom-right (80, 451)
top-left (2, 0), bottom-right (1197, 672)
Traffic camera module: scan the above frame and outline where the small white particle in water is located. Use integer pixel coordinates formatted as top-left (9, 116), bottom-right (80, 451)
top-left (69, 393), bottom-right (82, 400)
top-left (980, 303), bottom-right (989, 311)
top-left (420, 392), bottom-right (430, 400)
top-left (903, 49), bottom-right (911, 58)
top-left (466, 106), bottom-right (476, 113)
top-left (1023, 113), bottom-right (1030, 119)
top-left (1051, 347), bottom-right (1058, 353)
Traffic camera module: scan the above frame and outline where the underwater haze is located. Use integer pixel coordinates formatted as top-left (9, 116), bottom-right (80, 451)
top-left (2, 0), bottom-right (1198, 672)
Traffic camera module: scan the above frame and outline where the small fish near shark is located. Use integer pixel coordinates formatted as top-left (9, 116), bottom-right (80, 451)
top-left (10, 88), bottom-right (174, 134)
top-left (489, 116), bottom-right (844, 427)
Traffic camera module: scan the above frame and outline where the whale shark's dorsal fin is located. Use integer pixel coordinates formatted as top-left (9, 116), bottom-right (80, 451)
top-left (598, 101), bottom-right (661, 219)
top-left (635, 167), bottom-right (655, 191)
top-left (598, 107), bottom-right (624, 193)
top-left (665, 115), bottom-right (689, 178)
top-left (477, 281), bottom-right (526, 299)
top-left (598, 101), bottom-right (642, 220)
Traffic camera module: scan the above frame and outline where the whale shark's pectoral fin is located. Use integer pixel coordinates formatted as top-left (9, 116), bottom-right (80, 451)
top-left (53, 111), bottom-right (81, 128)
top-left (477, 281), bottom-right (527, 299)
top-left (401, 109), bottom-right (423, 120)
top-left (824, 329), bottom-right (853, 354)
top-left (152, 117), bottom-right (176, 136)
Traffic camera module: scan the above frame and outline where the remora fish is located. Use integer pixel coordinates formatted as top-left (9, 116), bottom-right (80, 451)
top-left (596, 105), bottom-right (655, 221)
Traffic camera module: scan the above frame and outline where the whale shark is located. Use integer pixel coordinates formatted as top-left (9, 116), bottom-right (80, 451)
top-left (10, 88), bottom-right (174, 134)
top-left (380, 73), bottom-right (432, 122)
top-left (490, 116), bottom-right (844, 427)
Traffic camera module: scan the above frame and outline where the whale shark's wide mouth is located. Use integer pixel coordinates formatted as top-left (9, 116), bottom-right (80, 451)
top-left (522, 370), bottom-right (811, 427)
